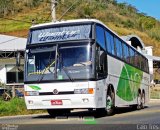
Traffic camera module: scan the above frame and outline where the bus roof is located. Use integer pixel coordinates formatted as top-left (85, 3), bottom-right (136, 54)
top-left (30, 19), bottom-right (118, 36)
top-left (31, 19), bottom-right (103, 29)
top-left (30, 19), bottom-right (119, 44)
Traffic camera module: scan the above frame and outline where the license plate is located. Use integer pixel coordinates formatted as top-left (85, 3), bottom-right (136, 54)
top-left (51, 100), bottom-right (63, 105)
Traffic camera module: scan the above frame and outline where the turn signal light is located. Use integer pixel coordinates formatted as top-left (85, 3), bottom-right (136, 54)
top-left (74, 88), bottom-right (94, 94)
top-left (88, 88), bottom-right (94, 94)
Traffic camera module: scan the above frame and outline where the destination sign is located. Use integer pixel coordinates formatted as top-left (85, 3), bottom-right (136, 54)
top-left (30, 25), bottom-right (91, 44)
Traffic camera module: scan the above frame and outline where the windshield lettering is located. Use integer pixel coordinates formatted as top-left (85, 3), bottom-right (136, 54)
top-left (38, 30), bottom-right (80, 42)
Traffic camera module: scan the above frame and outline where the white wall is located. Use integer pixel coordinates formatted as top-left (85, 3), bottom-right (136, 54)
top-left (0, 65), bottom-right (6, 83)
top-left (0, 59), bottom-right (16, 84)
top-left (148, 59), bottom-right (154, 82)
top-left (143, 46), bottom-right (153, 83)
top-left (145, 46), bottom-right (153, 56)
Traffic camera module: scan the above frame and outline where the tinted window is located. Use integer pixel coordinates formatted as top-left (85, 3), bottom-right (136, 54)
top-left (130, 48), bottom-right (135, 65)
top-left (135, 52), bottom-right (141, 69)
top-left (123, 43), bottom-right (130, 63)
top-left (141, 56), bottom-right (145, 71)
top-left (96, 25), bottom-right (106, 50)
top-left (145, 59), bottom-right (149, 73)
top-left (115, 37), bottom-right (123, 59)
top-left (135, 52), bottom-right (138, 68)
top-left (105, 31), bottom-right (115, 55)
top-left (96, 45), bottom-right (107, 79)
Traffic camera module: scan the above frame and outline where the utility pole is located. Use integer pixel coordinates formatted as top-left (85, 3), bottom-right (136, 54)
top-left (51, 0), bottom-right (57, 22)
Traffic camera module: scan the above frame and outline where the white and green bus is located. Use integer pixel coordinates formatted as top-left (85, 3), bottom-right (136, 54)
top-left (24, 19), bottom-right (150, 116)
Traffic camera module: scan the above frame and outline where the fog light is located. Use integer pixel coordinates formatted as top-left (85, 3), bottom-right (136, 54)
top-left (28, 100), bottom-right (33, 104)
top-left (25, 91), bottom-right (39, 96)
top-left (82, 98), bottom-right (89, 103)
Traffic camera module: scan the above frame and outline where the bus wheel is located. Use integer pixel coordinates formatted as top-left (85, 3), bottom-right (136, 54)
top-left (105, 90), bottom-right (115, 116)
top-left (141, 92), bottom-right (145, 109)
top-left (137, 92), bottom-right (141, 110)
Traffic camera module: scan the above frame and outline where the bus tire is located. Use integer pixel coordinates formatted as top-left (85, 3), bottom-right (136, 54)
top-left (137, 92), bottom-right (141, 110)
top-left (141, 92), bottom-right (145, 109)
top-left (105, 89), bottom-right (115, 116)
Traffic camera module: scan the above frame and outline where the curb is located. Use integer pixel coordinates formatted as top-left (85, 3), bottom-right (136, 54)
top-left (0, 110), bottom-right (85, 119)
top-left (149, 99), bottom-right (160, 103)
top-left (0, 113), bottom-right (47, 119)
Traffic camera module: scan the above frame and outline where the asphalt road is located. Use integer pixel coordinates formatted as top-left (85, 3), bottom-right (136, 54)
top-left (0, 101), bottom-right (160, 130)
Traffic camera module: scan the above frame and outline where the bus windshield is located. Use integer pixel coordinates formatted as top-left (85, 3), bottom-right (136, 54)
top-left (25, 43), bottom-right (93, 82)
top-left (27, 51), bottom-right (56, 76)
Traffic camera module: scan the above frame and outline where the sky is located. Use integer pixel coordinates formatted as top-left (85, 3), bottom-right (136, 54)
top-left (117, 0), bottom-right (160, 20)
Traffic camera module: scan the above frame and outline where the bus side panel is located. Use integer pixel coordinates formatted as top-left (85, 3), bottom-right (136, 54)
top-left (107, 55), bottom-right (127, 107)
top-left (141, 72), bottom-right (150, 106)
top-left (107, 55), bottom-right (150, 107)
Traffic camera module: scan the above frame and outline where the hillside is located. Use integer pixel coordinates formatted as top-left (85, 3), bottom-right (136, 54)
top-left (0, 0), bottom-right (160, 56)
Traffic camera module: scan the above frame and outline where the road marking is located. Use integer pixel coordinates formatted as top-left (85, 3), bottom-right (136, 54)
top-left (0, 113), bottom-right (47, 119)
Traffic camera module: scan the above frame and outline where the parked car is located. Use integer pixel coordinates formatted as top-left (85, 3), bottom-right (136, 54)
top-left (15, 89), bottom-right (24, 97)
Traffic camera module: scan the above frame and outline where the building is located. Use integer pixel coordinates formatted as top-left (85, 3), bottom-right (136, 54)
top-left (0, 34), bottom-right (26, 87)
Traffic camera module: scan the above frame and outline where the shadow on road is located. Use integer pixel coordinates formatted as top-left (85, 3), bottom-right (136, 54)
top-left (33, 106), bottom-right (149, 119)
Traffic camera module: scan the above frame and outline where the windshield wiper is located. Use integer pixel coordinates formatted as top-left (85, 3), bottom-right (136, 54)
top-left (37, 59), bottom-right (56, 82)
top-left (38, 45), bottom-right (58, 82)
top-left (59, 54), bottom-right (74, 82)
top-left (62, 66), bottom-right (74, 82)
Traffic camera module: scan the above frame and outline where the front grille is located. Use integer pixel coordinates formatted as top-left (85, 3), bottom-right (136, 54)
top-left (39, 91), bottom-right (74, 95)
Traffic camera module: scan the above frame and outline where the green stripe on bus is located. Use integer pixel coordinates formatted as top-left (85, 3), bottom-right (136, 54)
top-left (117, 64), bottom-right (143, 101)
top-left (29, 85), bottom-right (41, 90)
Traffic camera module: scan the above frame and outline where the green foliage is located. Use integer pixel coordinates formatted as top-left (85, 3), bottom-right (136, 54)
top-left (122, 19), bottom-right (134, 28)
top-left (0, 20), bottom-right (31, 32)
top-left (0, 98), bottom-right (45, 116)
top-left (0, 0), bottom-right (42, 17)
top-left (138, 16), bottom-right (156, 31)
top-left (24, 0), bottom-right (42, 7)
top-left (148, 28), bottom-right (160, 41)
top-left (0, 0), bottom-right (14, 17)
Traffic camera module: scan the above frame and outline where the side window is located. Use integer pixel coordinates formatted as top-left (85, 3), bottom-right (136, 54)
top-left (105, 31), bottom-right (115, 55)
top-left (141, 56), bottom-right (145, 71)
top-left (135, 52), bottom-right (139, 67)
top-left (130, 48), bottom-right (135, 65)
top-left (115, 37), bottom-right (123, 59)
top-left (123, 43), bottom-right (130, 63)
top-left (137, 54), bottom-right (141, 69)
top-left (146, 59), bottom-right (149, 73)
top-left (96, 25), bottom-right (106, 50)
top-left (96, 45), bottom-right (107, 79)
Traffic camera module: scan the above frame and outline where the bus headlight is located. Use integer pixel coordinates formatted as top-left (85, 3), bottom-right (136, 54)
top-left (74, 88), bottom-right (94, 94)
top-left (25, 91), bottom-right (39, 96)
